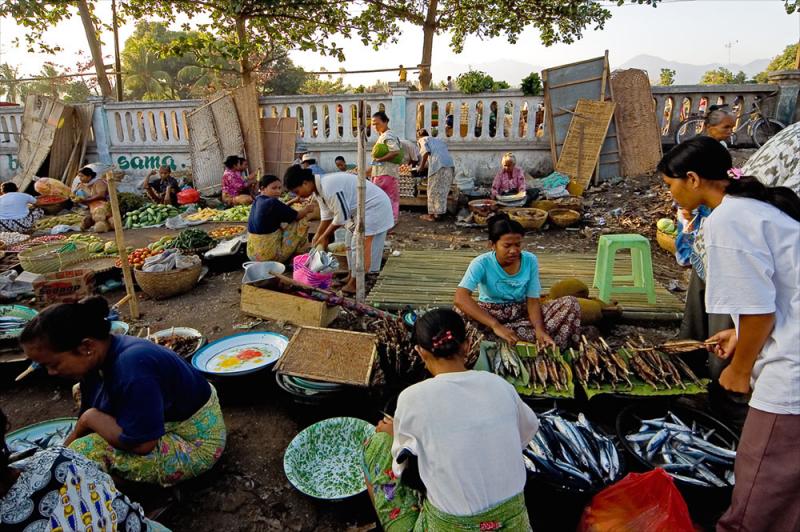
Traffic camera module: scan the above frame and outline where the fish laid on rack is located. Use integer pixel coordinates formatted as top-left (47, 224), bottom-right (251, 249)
top-left (524, 410), bottom-right (621, 491)
top-left (626, 411), bottom-right (736, 488)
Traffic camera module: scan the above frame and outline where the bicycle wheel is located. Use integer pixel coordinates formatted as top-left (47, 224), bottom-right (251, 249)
top-left (675, 118), bottom-right (706, 144)
top-left (751, 119), bottom-right (785, 147)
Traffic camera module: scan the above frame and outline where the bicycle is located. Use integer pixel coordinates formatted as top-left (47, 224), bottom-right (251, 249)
top-left (674, 93), bottom-right (785, 147)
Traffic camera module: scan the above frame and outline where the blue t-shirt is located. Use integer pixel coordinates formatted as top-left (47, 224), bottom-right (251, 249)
top-left (80, 335), bottom-right (212, 446)
top-left (247, 195), bottom-right (298, 235)
top-left (458, 251), bottom-right (541, 303)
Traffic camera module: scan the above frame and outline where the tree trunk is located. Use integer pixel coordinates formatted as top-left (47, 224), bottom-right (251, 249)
top-left (235, 17), bottom-right (253, 86)
top-left (419, 0), bottom-right (438, 90)
top-left (76, 0), bottom-right (113, 99)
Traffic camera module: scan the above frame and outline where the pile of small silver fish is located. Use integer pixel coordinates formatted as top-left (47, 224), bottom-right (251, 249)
top-left (523, 410), bottom-right (621, 491)
top-left (573, 336), bottom-right (702, 391)
top-left (626, 411), bottom-right (736, 488)
top-left (6, 424), bottom-right (74, 466)
top-left (490, 342), bottom-right (570, 393)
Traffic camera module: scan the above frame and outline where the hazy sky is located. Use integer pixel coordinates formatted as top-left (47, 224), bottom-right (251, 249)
top-left (0, 0), bottom-right (797, 85)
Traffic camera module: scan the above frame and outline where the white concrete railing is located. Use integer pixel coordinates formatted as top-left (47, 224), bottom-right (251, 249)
top-left (261, 93), bottom-right (391, 145)
top-left (105, 99), bottom-right (196, 149)
top-left (407, 90), bottom-right (544, 145)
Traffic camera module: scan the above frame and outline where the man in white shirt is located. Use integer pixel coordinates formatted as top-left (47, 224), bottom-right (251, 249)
top-left (284, 165), bottom-right (393, 294)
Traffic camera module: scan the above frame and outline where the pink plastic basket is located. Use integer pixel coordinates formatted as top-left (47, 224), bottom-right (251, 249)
top-left (292, 254), bottom-right (334, 289)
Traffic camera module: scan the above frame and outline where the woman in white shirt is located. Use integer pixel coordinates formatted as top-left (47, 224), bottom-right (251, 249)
top-left (362, 308), bottom-right (538, 531)
top-left (0, 182), bottom-right (42, 234)
top-left (658, 136), bottom-right (800, 532)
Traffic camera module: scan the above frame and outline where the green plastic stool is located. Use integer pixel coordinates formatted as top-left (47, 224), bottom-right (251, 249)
top-left (593, 234), bottom-right (657, 304)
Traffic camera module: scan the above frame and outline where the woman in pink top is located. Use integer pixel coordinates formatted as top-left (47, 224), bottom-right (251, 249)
top-left (222, 155), bottom-right (254, 206)
top-left (491, 152), bottom-right (527, 199)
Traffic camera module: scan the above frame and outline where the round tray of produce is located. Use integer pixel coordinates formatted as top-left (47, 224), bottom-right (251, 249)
top-left (283, 417), bottom-right (375, 500)
top-left (166, 229), bottom-right (216, 255)
top-left (150, 327), bottom-right (205, 359)
top-left (0, 305), bottom-right (38, 340)
top-left (191, 331), bottom-right (288, 376)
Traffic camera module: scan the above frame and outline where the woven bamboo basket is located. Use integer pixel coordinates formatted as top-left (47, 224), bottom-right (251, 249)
top-left (19, 242), bottom-right (90, 274)
top-left (473, 213), bottom-right (490, 226)
top-left (656, 230), bottom-right (677, 254)
top-left (531, 199), bottom-right (557, 212)
top-left (548, 208), bottom-right (581, 228)
top-left (503, 208), bottom-right (548, 230)
top-left (553, 196), bottom-right (584, 212)
top-left (0, 242), bottom-right (5, 262)
top-left (134, 263), bottom-right (202, 300)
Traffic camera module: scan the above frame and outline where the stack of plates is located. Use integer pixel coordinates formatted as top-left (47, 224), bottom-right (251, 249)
top-left (275, 373), bottom-right (345, 402)
top-left (497, 191), bottom-right (528, 208)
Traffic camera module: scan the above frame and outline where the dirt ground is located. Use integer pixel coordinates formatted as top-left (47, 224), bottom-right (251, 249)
top-left (0, 172), bottom-right (694, 531)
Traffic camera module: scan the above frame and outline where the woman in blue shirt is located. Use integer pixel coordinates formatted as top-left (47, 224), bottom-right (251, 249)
top-left (20, 297), bottom-right (226, 487)
top-left (247, 174), bottom-right (314, 262)
top-left (454, 214), bottom-right (581, 349)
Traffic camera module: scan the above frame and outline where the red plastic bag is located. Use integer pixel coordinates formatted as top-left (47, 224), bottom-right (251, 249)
top-left (177, 188), bottom-right (200, 205)
top-left (579, 469), bottom-right (694, 532)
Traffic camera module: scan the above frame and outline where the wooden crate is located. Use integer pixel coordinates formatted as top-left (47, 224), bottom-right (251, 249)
top-left (240, 284), bottom-right (339, 327)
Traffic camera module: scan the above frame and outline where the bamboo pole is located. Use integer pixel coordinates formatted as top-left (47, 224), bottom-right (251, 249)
top-left (105, 171), bottom-right (139, 319)
top-left (355, 100), bottom-right (367, 302)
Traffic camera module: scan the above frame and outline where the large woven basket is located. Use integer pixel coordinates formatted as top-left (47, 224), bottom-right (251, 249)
top-left (19, 242), bottom-right (90, 274)
top-left (134, 263), bottom-right (202, 300)
top-left (503, 208), bottom-right (548, 230)
top-left (656, 230), bottom-right (677, 254)
top-left (553, 196), bottom-right (584, 212)
top-left (548, 208), bottom-right (581, 228)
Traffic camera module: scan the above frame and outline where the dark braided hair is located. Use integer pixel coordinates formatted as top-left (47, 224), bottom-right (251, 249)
top-left (657, 136), bottom-right (800, 223)
top-left (414, 308), bottom-right (466, 358)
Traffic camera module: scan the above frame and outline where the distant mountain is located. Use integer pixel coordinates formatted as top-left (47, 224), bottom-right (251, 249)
top-left (619, 54), bottom-right (770, 84)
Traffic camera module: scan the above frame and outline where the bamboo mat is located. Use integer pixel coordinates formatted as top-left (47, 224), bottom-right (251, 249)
top-left (367, 250), bottom-right (684, 320)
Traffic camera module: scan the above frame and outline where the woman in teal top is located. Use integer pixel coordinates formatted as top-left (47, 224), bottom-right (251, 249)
top-left (455, 214), bottom-right (581, 348)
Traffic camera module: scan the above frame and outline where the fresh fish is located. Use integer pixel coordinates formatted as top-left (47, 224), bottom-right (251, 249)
top-left (645, 429), bottom-right (670, 461)
top-left (672, 432), bottom-right (737, 460)
top-left (553, 459), bottom-right (594, 486)
top-left (668, 411), bottom-right (690, 429)
top-left (534, 357), bottom-right (549, 389)
top-left (725, 470), bottom-right (735, 486)
top-left (641, 420), bottom-right (693, 433)
top-left (661, 463), bottom-right (697, 473)
top-left (626, 431), bottom-right (658, 444)
top-left (670, 473), bottom-right (712, 487)
top-left (694, 462), bottom-right (728, 488)
top-left (523, 455), bottom-right (536, 472)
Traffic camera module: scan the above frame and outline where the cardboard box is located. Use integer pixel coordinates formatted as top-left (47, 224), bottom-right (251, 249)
top-left (240, 284), bottom-right (339, 327)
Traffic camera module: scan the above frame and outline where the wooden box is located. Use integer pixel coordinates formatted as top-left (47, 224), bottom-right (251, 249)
top-left (240, 284), bottom-right (339, 327)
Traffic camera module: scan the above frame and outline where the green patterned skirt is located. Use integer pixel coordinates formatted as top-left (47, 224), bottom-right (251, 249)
top-left (70, 385), bottom-right (227, 486)
top-left (362, 432), bottom-right (532, 531)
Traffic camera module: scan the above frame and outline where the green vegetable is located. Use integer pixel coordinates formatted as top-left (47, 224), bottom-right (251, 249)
top-left (166, 228), bottom-right (215, 250)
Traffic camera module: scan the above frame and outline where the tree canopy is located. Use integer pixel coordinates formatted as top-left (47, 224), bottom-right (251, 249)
top-left (754, 43), bottom-right (799, 83)
top-left (700, 67), bottom-right (748, 85)
top-left (657, 68), bottom-right (675, 86)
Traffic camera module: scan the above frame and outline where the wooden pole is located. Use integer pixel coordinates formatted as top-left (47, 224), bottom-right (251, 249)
top-left (355, 101), bottom-right (367, 302)
top-left (105, 171), bottom-right (139, 319)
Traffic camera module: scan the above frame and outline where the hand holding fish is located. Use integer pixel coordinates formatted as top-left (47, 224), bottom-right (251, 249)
top-left (718, 365), bottom-right (751, 394)
top-left (535, 330), bottom-right (556, 348)
top-left (376, 418), bottom-right (394, 437)
top-left (708, 329), bottom-right (737, 359)
top-left (492, 323), bottom-right (520, 345)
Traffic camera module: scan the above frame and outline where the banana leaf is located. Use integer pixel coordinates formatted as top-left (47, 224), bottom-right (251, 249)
top-left (479, 341), bottom-right (575, 399)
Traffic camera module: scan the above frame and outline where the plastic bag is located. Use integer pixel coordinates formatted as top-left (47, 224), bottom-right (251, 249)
top-left (579, 469), bottom-right (694, 532)
top-left (33, 177), bottom-right (71, 198)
